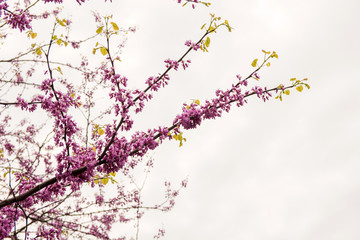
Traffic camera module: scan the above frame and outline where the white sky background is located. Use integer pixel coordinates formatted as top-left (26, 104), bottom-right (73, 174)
top-left (4, 0), bottom-right (360, 239)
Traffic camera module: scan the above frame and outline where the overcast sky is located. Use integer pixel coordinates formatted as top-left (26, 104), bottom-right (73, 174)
top-left (5, 0), bottom-right (360, 239)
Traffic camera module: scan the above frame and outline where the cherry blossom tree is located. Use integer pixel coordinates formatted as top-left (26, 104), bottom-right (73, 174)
top-left (0, 0), bottom-right (309, 239)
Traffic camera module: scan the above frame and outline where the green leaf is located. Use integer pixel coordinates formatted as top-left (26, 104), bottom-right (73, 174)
top-left (251, 59), bottom-right (258, 67)
top-left (205, 37), bottom-right (210, 48)
top-left (35, 47), bottom-right (42, 56)
top-left (208, 26), bottom-right (215, 32)
top-left (296, 85), bottom-right (304, 92)
top-left (30, 32), bottom-right (37, 39)
top-left (101, 177), bottom-right (109, 185)
top-left (110, 22), bottom-right (119, 31)
top-left (56, 66), bottom-right (63, 75)
top-left (98, 128), bottom-right (105, 135)
top-left (271, 51), bottom-right (279, 59)
top-left (57, 18), bottom-right (66, 27)
top-left (96, 26), bottom-right (104, 34)
top-left (100, 47), bottom-right (108, 56)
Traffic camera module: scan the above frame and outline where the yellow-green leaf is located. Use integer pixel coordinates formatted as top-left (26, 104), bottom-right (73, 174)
top-left (225, 20), bottom-right (229, 26)
top-left (98, 128), bottom-right (105, 135)
top-left (304, 83), bottom-right (310, 89)
top-left (201, 23), bottom-right (206, 30)
top-left (56, 66), bottom-right (63, 75)
top-left (296, 85), bottom-right (304, 92)
top-left (251, 59), bottom-right (258, 67)
top-left (290, 78), bottom-right (296, 81)
top-left (94, 179), bottom-right (99, 184)
top-left (110, 22), bottom-right (119, 31)
top-left (30, 32), bottom-right (37, 39)
top-left (57, 18), bottom-right (66, 27)
top-left (266, 62), bottom-right (271, 67)
top-left (101, 177), bottom-right (109, 185)
top-left (100, 47), bottom-right (108, 56)
top-left (92, 48), bottom-right (96, 55)
top-left (110, 172), bottom-right (116, 177)
top-left (272, 51), bottom-right (279, 59)
top-left (56, 39), bottom-right (62, 45)
top-left (96, 26), bottom-right (104, 34)
top-left (205, 37), bottom-right (210, 48)
top-left (195, 99), bottom-right (200, 105)
top-left (284, 90), bottom-right (290, 95)
top-left (35, 47), bottom-right (42, 56)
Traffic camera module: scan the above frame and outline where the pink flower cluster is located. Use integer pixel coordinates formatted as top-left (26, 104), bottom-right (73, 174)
top-left (5, 9), bottom-right (31, 32)
top-left (174, 104), bottom-right (202, 130)
top-left (177, 0), bottom-right (199, 9)
top-left (164, 58), bottom-right (179, 71)
top-left (0, 1), bottom-right (292, 238)
top-left (43, 0), bottom-right (87, 4)
top-left (0, 0), bottom-right (8, 18)
top-left (181, 59), bottom-right (192, 70)
top-left (173, 75), bottom-right (272, 129)
top-left (16, 97), bottom-right (37, 112)
top-left (43, 0), bottom-right (64, 3)
top-left (145, 74), bottom-right (169, 92)
top-left (185, 40), bottom-right (200, 51)
top-left (0, 206), bottom-right (21, 239)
